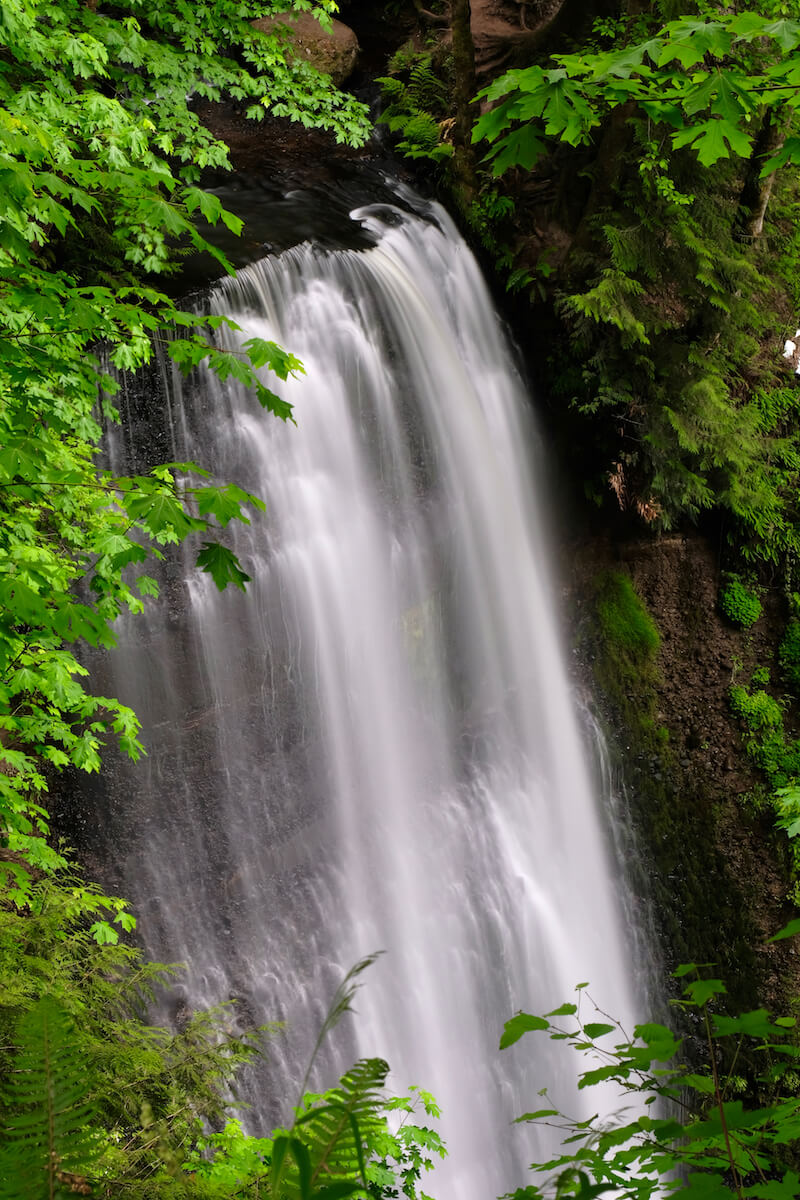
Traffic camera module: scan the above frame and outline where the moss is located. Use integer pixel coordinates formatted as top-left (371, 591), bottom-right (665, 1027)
top-left (588, 572), bottom-right (663, 764)
top-left (595, 571), bottom-right (661, 661)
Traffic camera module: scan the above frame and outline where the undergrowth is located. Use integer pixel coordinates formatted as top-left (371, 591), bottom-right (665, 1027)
top-left (377, 43), bottom-right (454, 164)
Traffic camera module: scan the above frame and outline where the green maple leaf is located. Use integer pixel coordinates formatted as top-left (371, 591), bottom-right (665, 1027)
top-left (473, 95), bottom-right (524, 143)
top-left (196, 541), bottom-right (251, 591)
top-left (541, 76), bottom-right (596, 145)
top-left (168, 337), bottom-right (213, 373)
top-left (763, 18), bottom-right (800, 52)
top-left (487, 125), bottom-right (547, 176)
top-left (672, 118), bottom-right (751, 166)
top-left (243, 336), bottom-right (304, 379)
top-left (499, 1013), bottom-right (550, 1049)
top-left (194, 483), bottom-right (264, 527)
top-left (659, 18), bottom-right (733, 67)
top-left (255, 382), bottom-right (295, 422)
top-left (124, 491), bottom-right (205, 542)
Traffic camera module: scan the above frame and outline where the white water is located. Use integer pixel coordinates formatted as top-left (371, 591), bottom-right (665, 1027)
top-left (95, 197), bottom-right (638, 1198)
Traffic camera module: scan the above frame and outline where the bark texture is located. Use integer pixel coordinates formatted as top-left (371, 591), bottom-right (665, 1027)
top-left (451, 0), bottom-right (478, 207)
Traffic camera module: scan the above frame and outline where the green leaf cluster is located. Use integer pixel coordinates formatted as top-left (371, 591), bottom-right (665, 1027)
top-left (183, 1067), bottom-right (446, 1200)
top-left (719, 578), bottom-right (762, 629)
top-left (463, 3), bottom-right (800, 569)
top-left (378, 47), bottom-right (455, 164)
top-left (727, 678), bottom-right (800, 891)
top-left (0, 864), bottom-right (268, 1198)
top-left (474, 12), bottom-right (800, 178)
top-left (501, 951), bottom-right (800, 1200)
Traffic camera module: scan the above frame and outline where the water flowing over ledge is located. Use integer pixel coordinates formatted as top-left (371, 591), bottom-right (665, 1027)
top-left (89, 193), bottom-right (640, 1199)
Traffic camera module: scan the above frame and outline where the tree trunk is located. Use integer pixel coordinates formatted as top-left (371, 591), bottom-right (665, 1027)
top-left (450, 0), bottom-right (477, 209)
top-left (736, 108), bottom-right (787, 241)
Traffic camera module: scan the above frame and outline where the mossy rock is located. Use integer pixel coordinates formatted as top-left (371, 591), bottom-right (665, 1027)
top-left (594, 570), bottom-right (660, 665)
top-left (252, 12), bottom-right (359, 86)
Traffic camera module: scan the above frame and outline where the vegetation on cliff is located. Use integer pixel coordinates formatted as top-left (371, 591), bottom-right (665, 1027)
top-left (381, 1), bottom-right (800, 575)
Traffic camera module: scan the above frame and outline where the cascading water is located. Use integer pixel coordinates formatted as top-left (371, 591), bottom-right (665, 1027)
top-left (86, 192), bottom-right (640, 1199)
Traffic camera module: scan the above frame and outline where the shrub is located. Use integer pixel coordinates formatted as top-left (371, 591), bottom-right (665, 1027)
top-left (503, 933), bottom-right (800, 1200)
top-left (719, 576), bottom-right (762, 627)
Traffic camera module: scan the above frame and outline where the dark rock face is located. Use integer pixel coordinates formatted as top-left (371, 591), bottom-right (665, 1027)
top-left (568, 527), bottom-right (800, 1013)
top-left (251, 12), bottom-right (359, 85)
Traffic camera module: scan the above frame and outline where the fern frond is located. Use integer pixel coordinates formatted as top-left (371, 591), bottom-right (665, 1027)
top-left (299, 1058), bottom-right (388, 1186)
top-left (271, 1057), bottom-right (389, 1200)
top-left (0, 996), bottom-right (101, 1200)
top-left (407, 61), bottom-right (447, 115)
top-left (567, 271), bottom-right (650, 346)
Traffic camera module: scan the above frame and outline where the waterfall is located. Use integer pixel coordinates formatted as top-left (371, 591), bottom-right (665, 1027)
top-left (88, 193), bottom-right (639, 1199)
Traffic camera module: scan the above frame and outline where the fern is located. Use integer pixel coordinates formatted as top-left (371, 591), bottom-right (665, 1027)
top-left (272, 957), bottom-right (397, 1199)
top-left (0, 996), bottom-right (101, 1200)
top-left (273, 1057), bottom-right (390, 1200)
top-left (567, 270), bottom-right (650, 346)
top-left (398, 114), bottom-right (452, 162)
top-left (407, 60), bottom-right (447, 116)
top-left (377, 47), bottom-right (453, 166)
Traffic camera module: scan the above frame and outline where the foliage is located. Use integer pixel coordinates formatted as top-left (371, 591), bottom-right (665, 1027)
top-left (728, 684), bottom-right (790, 779)
top-left (0, 864), bottom-right (269, 1197)
top-left (473, 13), bottom-right (800, 179)
top-left (728, 681), bottom-right (800, 896)
top-left (501, 949), bottom-right (800, 1200)
top-left (377, 47), bottom-right (454, 163)
top-left (719, 578), bottom-right (762, 629)
top-left (0, 0), bottom-right (370, 899)
top-left (456, 3), bottom-right (800, 568)
top-left (751, 664), bottom-right (771, 687)
top-left (778, 620), bottom-right (800, 693)
top-left (0, 996), bottom-right (102, 1200)
top-left (0, 873), bottom-right (444, 1198)
top-left (186, 1065), bottom-right (445, 1200)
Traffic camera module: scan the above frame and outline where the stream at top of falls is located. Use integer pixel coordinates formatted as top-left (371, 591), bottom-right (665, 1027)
top-left (78, 186), bottom-right (646, 1200)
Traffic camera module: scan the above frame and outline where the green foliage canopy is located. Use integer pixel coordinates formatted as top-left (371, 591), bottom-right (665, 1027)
top-left (0, 0), bottom-right (369, 898)
top-left (464, 4), bottom-right (800, 560)
top-left (474, 12), bottom-right (800, 176)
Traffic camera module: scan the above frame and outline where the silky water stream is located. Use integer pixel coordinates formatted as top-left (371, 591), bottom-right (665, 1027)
top-left (84, 193), bottom-right (642, 1199)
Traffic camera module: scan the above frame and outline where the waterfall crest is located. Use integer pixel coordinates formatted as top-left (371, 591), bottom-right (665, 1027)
top-left (93, 195), bottom-right (638, 1199)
